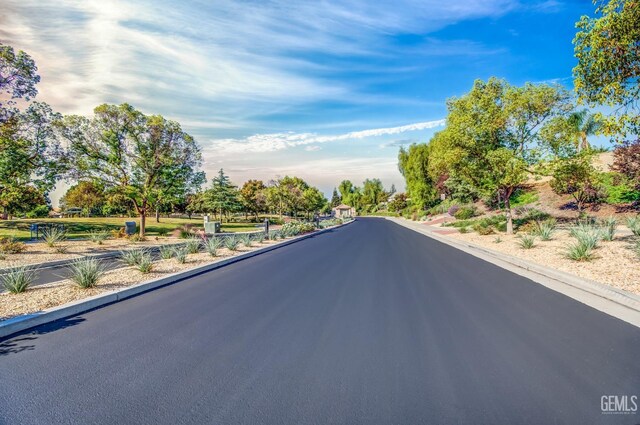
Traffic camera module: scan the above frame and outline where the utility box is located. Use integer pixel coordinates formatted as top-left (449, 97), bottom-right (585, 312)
top-left (124, 221), bottom-right (137, 235)
top-left (204, 221), bottom-right (221, 234)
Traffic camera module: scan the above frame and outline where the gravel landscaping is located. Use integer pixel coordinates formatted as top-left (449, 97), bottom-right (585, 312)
top-left (447, 229), bottom-right (640, 295)
top-left (0, 237), bottom-right (187, 269)
top-left (0, 238), bottom-right (283, 320)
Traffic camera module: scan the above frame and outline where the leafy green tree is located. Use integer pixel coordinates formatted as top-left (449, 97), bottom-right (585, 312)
top-left (240, 179), bottom-right (267, 219)
top-left (330, 188), bottom-right (341, 207)
top-left (0, 44), bottom-right (65, 218)
top-left (60, 181), bottom-right (106, 216)
top-left (338, 180), bottom-right (355, 206)
top-left (398, 143), bottom-right (437, 210)
top-left (302, 187), bottom-right (327, 217)
top-left (436, 78), bottom-right (571, 233)
top-left (205, 169), bottom-right (241, 220)
top-left (573, 0), bottom-right (640, 138)
top-left (279, 176), bottom-right (308, 217)
top-left (60, 104), bottom-right (202, 236)
top-left (0, 42), bottom-right (40, 121)
top-left (551, 154), bottom-right (604, 215)
top-left (388, 193), bottom-right (408, 212)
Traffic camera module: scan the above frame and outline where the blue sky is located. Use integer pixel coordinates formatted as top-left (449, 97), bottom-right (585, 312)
top-left (2, 0), bottom-right (596, 199)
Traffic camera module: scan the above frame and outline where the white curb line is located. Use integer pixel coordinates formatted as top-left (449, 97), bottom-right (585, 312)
top-left (0, 221), bottom-right (353, 339)
top-left (385, 217), bottom-right (640, 328)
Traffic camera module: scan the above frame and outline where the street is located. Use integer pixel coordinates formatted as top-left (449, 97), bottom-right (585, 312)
top-left (1, 218), bottom-right (639, 424)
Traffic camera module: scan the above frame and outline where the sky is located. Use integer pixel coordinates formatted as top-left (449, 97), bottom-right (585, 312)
top-left (1, 0), bottom-right (598, 202)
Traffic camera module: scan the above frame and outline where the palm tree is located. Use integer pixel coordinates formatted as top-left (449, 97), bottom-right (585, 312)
top-left (567, 110), bottom-right (600, 153)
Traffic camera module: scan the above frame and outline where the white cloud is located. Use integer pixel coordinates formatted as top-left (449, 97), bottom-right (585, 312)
top-left (305, 145), bottom-right (322, 152)
top-left (210, 119), bottom-right (445, 153)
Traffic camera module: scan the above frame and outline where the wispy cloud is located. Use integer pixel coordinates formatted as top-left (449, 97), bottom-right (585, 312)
top-left (210, 119), bottom-right (445, 153)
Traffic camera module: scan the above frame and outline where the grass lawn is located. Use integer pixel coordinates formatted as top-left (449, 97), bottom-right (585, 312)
top-left (0, 217), bottom-right (259, 240)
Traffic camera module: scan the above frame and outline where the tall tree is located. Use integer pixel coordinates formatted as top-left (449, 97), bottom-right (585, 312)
top-left (330, 188), bottom-right (341, 208)
top-left (338, 180), bottom-right (355, 206)
top-left (0, 43), bottom-right (65, 218)
top-left (60, 104), bottom-right (202, 236)
top-left (240, 179), bottom-right (267, 219)
top-left (60, 181), bottom-right (106, 216)
top-left (435, 78), bottom-right (571, 233)
top-left (205, 169), bottom-right (241, 220)
top-left (398, 143), bottom-right (437, 210)
top-left (573, 0), bottom-right (640, 138)
top-left (302, 187), bottom-right (327, 218)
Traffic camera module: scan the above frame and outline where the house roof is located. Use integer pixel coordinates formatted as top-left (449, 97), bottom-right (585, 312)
top-left (333, 204), bottom-right (353, 209)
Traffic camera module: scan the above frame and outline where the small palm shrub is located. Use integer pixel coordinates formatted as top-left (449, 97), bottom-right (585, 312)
top-left (88, 230), bottom-right (110, 244)
top-left (518, 234), bottom-right (536, 249)
top-left (239, 234), bottom-right (253, 247)
top-left (43, 227), bottom-right (66, 247)
top-left (224, 236), bottom-right (240, 251)
top-left (205, 237), bottom-right (222, 256)
top-left (626, 216), bottom-right (640, 236)
top-left (600, 216), bottom-right (617, 241)
top-left (68, 258), bottom-right (104, 288)
top-left (136, 253), bottom-right (153, 273)
top-left (173, 247), bottom-right (187, 264)
top-left (2, 266), bottom-right (37, 294)
top-left (535, 219), bottom-right (556, 241)
top-left (120, 249), bottom-right (146, 266)
top-left (185, 237), bottom-right (201, 254)
top-left (159, 245), bottom-right (174, 259)
top-left (565, 241), bottom-right (595, 262)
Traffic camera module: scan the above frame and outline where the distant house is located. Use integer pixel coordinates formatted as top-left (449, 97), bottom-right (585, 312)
top-left (332, 204), bottom-right (356, 218)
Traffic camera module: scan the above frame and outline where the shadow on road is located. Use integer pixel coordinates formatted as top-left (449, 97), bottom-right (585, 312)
top-left (0, 316), bottom-right (85, 356)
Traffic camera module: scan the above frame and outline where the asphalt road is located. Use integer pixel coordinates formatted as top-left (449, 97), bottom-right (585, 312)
top-left (1, 218), bottom-right (639, 424)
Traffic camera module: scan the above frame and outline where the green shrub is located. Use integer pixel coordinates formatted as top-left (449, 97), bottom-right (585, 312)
top-left (128, 234), bottom-right (146, 243)
top-left (120, 249), bottom-right (146, 266)
top-left (280, 221), bottom-right (315, 236)
top-left (43, 227), bottom-right (66, 247)
top-left (2, 266), bottom-right (37, 293)
top-left (518, 234), bottom-right (536, 249)
top-left (68, 258), bottom-right (104, 288)
top-left (509, 189), bottom-right (539, 208)
top-left (458, 227), bottom-right (469, 234)
top-left (157, 228), bottom-right (169, 237)
top-left (0, 236), bottom-right (26, 254)
top-left (136, 253), bottom-right (153, 273)
top-left (565, 242), bottom-right (594, 262)
top-left (627, 216), bottom-right (640, 236)
top-left (224, 236), bottom-right (240, 251)
top-left (454, 206), bottom-right (477, 220)
top-left (88, 230), bottom-right (110, 244)
top-left (185, 237), bottom-right (201, 254)
top-left (159, 245), bottom-right (174, 259)
top-left (570, 224), bottom-right (602, 250)
top-left (473, 223), bottom-right (495, 235)
top-left (173, 248), bottom-right (187, 263)
top-left (599, 172), bottom-right (640, 204)
top-left (25, 205), bottom-right (50, 218)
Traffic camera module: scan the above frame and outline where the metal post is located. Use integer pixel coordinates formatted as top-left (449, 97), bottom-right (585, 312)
top-left (264, 218), bottom-right (269, 236)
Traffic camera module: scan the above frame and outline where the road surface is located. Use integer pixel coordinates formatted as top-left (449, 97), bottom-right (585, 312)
top-left (1, 218), bottom-right (639, 424)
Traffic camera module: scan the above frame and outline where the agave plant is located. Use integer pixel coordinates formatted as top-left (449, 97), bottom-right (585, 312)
top-left (239, 234), bottom-right (253, 247)
top-left (565, 241), bottom-right (594, 262)
top-left (626, 216), bottom-right (640, 237)
top-left (599, 216), bottom-right (617, 241)
top-left (120, 249), bottom-right (146, 266)
top-left (88, 229), bottom-right (110, 245)
top-left (43, 227), bottom-right (66, 247)
top-left (205, 237), bottom-right (223, 256)
top-left (535, 219), bottom-right (556, 241)
top-left (224, 236), bottom-right (240, 251)
top-left (136, 252), bottom-right (153, 274)
top-left (68, 258), bottom-right (104, 288)
top-left (185, 237), bottom-right (202, 254)
top-left (2, 266), bottom-right (38, 294)
top-left (173, 247), bottom-right (188, 264)
top-left (159, 245), bottom-right (174, 260)
top-left (517, 234), bottom-right (536, 249)
top-left (254, 233), bottom-right (266, 244)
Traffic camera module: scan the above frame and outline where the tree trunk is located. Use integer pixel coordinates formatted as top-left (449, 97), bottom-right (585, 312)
top-left (504, 197), bottom-right (513, 235)
top-left (155, 209), bottom-right (160, 223)
top-left (140, 211), bottom-right (146, 237)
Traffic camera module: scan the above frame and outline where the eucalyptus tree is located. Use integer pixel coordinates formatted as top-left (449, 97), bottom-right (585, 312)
top-left (59, 103), bottom-right (203, 236)
top-left (573, 0), bottom-right (640, 138)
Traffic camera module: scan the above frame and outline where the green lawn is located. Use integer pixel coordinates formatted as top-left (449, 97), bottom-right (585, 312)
top-left (0, 217), bottom-right (259, 240)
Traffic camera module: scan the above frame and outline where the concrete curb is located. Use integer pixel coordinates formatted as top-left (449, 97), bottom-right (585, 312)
top-left (0, 221), bottom-right (353, 339)
top-left (385, 217), bottom-right (640, 318)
